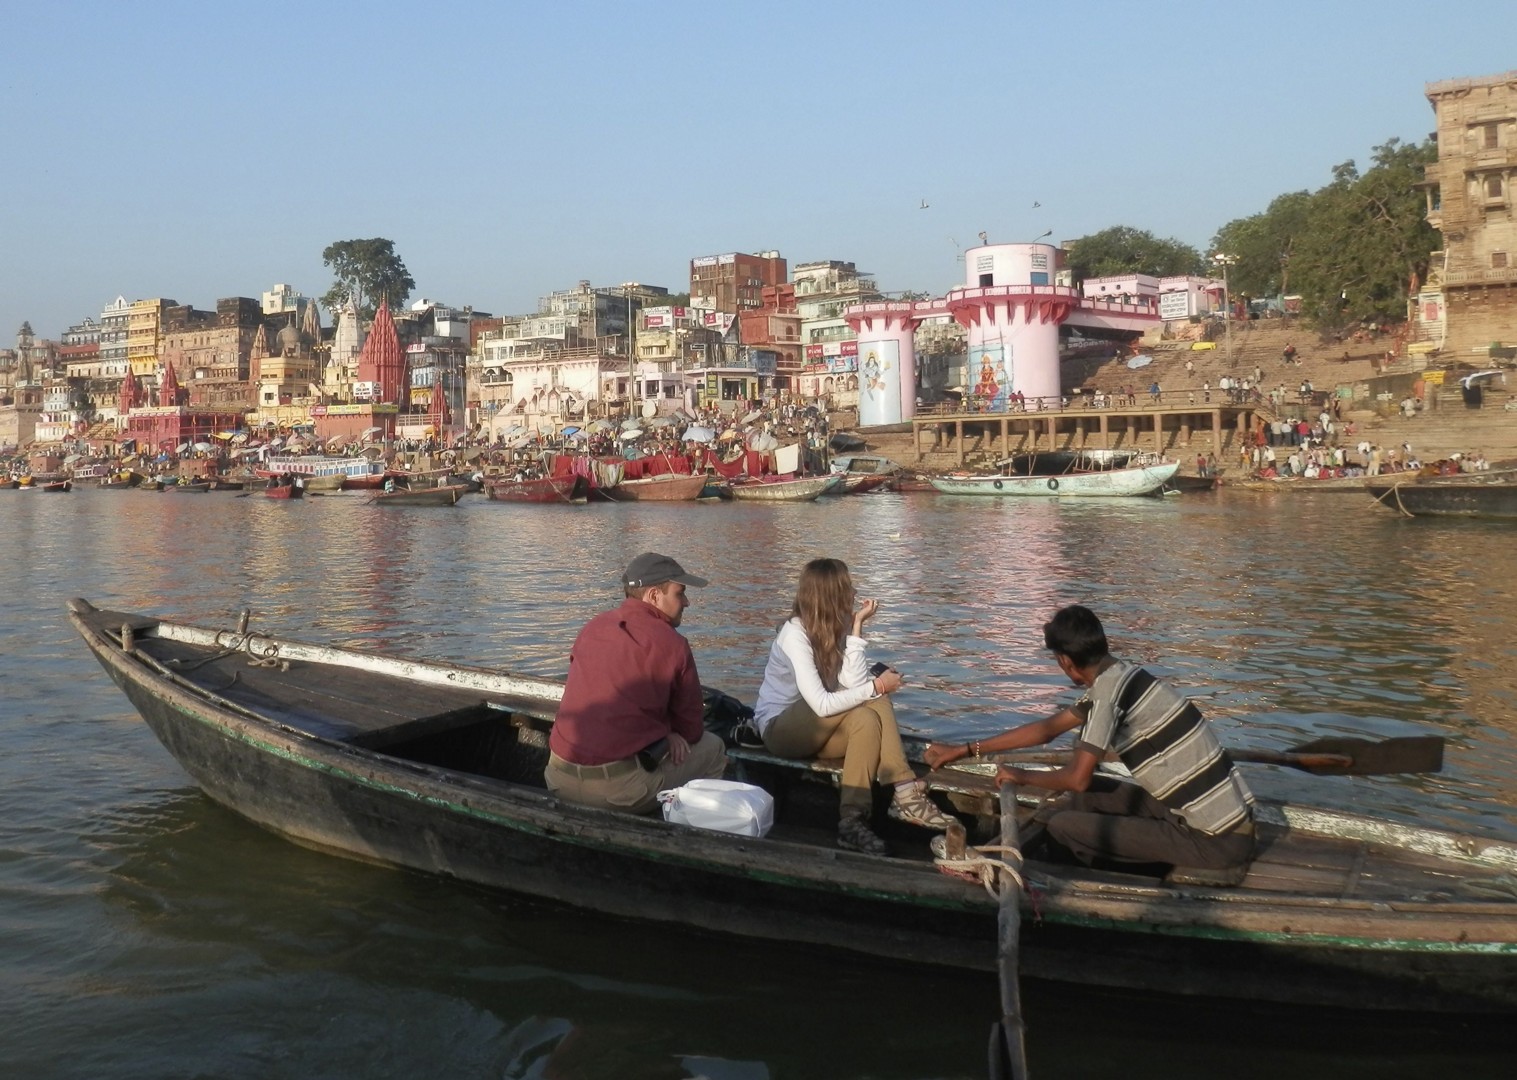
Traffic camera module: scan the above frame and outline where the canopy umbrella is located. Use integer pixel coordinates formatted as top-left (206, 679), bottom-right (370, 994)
top-left (509, 434), bottom-right (535, 450)
top-left (646, 416), bottom-right (675, 428)
top-left (192, 442), bottom-right (213, 452)
top-left (175, 443), bottom-right (190, 454)
top-left (561, 426), bottom-right (581, 436)
top-left (1125, 354), bottom-right (1154, 369)
top-left (620, 428), bottom-right (644, 440)
top-left (620, 418), bottom-right (643, 431)
top-left (717, 429), bottom-right (741, 442)
top-left (741, 410), bottom-right (762, 424)
top-left (230, 433), bottom-right (248, 444)
top-left (215, 432), bottom-right (236, 441)
top-left (587, 420), bottom-right (614, 433)
top-left (361, 426), bottom-right (383, 436)
top-left (269, 437), bottom-right (285, 448)
top-left (748, 432), bottom-right (779, 452)
top-left (683, 425), bottom-right (716, 443)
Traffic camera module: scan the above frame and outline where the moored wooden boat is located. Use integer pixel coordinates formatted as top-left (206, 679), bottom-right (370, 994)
top-left (372, 483), bottom-right (468, 507)
top-left (263, 478), bottom-right (302, 499)
top-left (39, 479), bottom-right (73, 493)
top-left (598, 472), bottom-right (709, 502)
top-left (1164, 473), bottom-right (1220, 493)
top-left (1367, 474), bottom-right (1517, 519)
top-left (483, 475), bottom-right (587, 504)
top-left (66, 597), bottom-right (1517, 1015)
top-left (164, 480), bottom-right (211, 493)
top-left (728, 474), bottom-right (844, 502)
top-left (930, 461), bottom-right (1178, 497)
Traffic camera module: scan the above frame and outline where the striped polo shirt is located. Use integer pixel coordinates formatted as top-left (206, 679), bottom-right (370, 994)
top-left (1074, 660), bottom-right (1254, 836)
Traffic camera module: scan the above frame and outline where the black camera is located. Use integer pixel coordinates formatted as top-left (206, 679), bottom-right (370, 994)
top-left (868, 661), bottom-right (892, 678)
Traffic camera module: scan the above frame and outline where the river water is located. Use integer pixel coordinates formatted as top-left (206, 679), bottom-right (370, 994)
top-left (3, 486), bottom-right (1516, 1079)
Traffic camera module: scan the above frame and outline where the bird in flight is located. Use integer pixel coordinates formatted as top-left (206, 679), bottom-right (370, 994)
top-left (919, 199), bottom-right (930, 209)
top-left (1032, 201), bottom-right (1041, 208)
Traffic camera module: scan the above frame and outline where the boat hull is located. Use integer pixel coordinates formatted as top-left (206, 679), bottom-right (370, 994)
top-left (930, 462), bottom-right (1179, 497)
top-left (66, 600), bottom-right (1517, 1015)
top-left (598, 473), bottom-right (709, 502)
top-left (729, 475), bottom-right (844, 502)
top-left (483, 475), bottom-right (587, 503)
top-left (1367, 478), bottom-right (1517, 519)
top-left (372, 484), bottom-right (467, 506)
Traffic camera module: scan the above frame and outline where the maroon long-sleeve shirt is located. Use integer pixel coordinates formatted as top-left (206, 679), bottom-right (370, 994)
top-left (549, 598), bottom-right (705, 766)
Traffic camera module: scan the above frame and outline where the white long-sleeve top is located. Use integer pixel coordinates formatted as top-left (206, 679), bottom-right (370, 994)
top-left (753, 617), bottom-right (876, 733)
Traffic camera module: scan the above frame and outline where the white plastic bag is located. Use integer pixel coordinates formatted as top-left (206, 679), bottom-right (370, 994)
top-left (658, 779), bottom-right (774, 837)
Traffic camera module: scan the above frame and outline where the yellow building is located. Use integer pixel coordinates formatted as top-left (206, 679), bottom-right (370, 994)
top-left (127, 298), bottom-right (174, 378)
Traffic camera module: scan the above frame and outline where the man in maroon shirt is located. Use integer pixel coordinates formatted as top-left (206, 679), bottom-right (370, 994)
top-left (545, 552), bottom-right (728, 814)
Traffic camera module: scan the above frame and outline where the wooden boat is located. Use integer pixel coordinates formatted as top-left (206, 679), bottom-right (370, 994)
top-left (483, 475), bottom-right (587, 504)
top-left (598, 473), bottom-right (709, 502)
top-left (97, 474), bottom-right (136, 490)
top-left (38, 479), bottom-right (73, 493)
top-left (1164, 473), bottom-right (1220, 493)
top-left (930, 460), bottom-right (1178, 497)
top-left (834, 473), bottom-right (891, 495)
top-left (263, 478), bottom-right (302, 499)
top-left (1367, 473), bottom-right (1517, 519)
top-left (67, 597), bottom-right (1517, 1014)
top-left (372, 484), bottom-right (468, 507)
top-left (165, 480), bottom-right (211, 494)
top-left (299, 473), bottom-right (346, 493)
top-left (831, 454), bottom-right (904, 492)
top-left (728, 474), bottom-right (844, 502)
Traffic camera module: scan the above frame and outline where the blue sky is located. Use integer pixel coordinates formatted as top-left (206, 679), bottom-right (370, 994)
top-left (3, 0), bottom-right (1513, 340)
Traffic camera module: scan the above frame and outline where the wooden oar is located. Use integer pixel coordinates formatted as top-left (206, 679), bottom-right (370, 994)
top-left (989, 782), bottom-right (1030, 1080)
top-left (970, 735), bottom-right (1444, 777)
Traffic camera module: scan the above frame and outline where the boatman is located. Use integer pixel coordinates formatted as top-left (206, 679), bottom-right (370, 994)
top-left (545, 552), bottom-right (728, 814)
top-left (924, 605), bottom-right (1257, 885)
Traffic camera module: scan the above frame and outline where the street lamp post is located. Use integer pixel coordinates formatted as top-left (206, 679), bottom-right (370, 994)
top-left (1212, 253), bottom-right (1238, 366)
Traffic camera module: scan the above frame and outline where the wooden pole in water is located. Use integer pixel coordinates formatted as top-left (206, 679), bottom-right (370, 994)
top-left (990, 782), bottom-right (1030, 1080)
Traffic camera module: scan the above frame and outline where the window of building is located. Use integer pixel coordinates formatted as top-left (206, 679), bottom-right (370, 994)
top-left (1494, 252), bottom-right (1509, 269)
top-left (979, 273), bottom-right (994, 287)
top-left (1484, 122), bottom-right (1501, 150)
top-left (1487, 174), bottom-right (1504, 200)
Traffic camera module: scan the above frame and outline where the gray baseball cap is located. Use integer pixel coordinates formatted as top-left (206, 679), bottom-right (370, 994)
top-left (621, 552), bottom-right (709, 589)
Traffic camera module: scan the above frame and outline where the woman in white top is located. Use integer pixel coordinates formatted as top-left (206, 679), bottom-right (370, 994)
top-left (753, 558), bottom-right (954, 855)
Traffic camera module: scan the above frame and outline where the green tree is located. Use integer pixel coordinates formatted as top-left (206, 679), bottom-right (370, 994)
top-left (1288, 138), bottom-right (1439, 327)
top-left (320, 238), bottom-right (416, 321)
top-left (1209, 138), bottom-right (1438, 327)
top-left (1066, 226), bottom-right (1206, 281)
top-left (1210, 190), bottom-right (1314, 298)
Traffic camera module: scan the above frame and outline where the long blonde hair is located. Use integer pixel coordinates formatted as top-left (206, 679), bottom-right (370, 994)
top-left (793, 558), bottom-right (855, 691)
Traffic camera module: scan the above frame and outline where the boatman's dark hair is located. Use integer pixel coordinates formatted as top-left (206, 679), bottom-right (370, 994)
top-left (1043, 605), bottom-right (1109, 668)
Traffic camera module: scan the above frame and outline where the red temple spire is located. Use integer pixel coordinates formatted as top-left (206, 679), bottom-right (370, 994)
top-left (354, 299), bottom-right (407, 406)
top-left (159, 361), bottom-right (181, 406)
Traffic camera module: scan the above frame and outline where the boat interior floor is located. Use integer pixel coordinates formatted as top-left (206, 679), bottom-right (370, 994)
top-left (98, 609), bottom-right (1517, 905)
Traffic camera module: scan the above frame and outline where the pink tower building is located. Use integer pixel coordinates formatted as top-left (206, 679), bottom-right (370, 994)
top-left (948, 243), bottom-right (1076, 409)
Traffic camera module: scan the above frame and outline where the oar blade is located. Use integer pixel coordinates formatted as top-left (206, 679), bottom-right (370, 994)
top-left (1289, 735), bottom-right (1444, 776)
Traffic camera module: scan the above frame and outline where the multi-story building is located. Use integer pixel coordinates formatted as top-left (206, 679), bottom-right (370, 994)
top-left (127, 299), bottom-right (174, 379)
top-left (793, 261), bottom-right (883, 399)
top-left (689, 250), bottom-right (786, 312)
top-left (99, 297), bottom-right (131, 372)
top-left (738, 284), bottom-right (803, 386)
top-left (163, 297), bottom-right (264, 409)
top-left (252, 302), bottom-right (323, 423)
top-left (1422, 70), bottom-right (1517, 357)
top-left (262, 283), bottom-right (317, 320)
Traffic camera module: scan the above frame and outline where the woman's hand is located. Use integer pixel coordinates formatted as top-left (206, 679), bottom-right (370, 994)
top-left (852, 597), bottom-right (879, 636)
top-left (923, 741), bottom-right (968, 770)
top-left (872, 667), bottom-right (904, 695)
